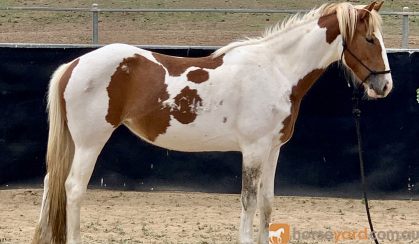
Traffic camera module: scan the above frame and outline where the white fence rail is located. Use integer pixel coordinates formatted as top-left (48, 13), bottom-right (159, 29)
top-left (1, 4), bottom-right (418, 48)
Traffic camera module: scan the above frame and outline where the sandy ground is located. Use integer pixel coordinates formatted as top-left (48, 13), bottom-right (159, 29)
top-left (0, 189), bottom-right (418, 244)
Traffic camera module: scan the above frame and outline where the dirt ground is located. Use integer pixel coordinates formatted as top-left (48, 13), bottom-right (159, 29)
top-left (0, 188), bottom-right (418, 244)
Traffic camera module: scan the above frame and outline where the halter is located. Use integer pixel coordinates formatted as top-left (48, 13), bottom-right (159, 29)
top-left (341, 41), bottom-right (391, 90)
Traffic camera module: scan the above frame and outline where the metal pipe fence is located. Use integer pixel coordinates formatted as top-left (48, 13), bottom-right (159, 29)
top-left (1, 4), bottom-right (418, 48)
top-left (0, 43), bottom-right (416, 54)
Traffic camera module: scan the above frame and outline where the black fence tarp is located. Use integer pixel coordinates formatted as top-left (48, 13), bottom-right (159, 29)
top-left (0, 46), bottom-right (418, 197)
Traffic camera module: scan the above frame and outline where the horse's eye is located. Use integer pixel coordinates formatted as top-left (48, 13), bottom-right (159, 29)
top-left (366, 37), bottom-right (374, 44)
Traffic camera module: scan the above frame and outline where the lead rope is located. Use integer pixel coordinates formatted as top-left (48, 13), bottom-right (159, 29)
top-left (340, 42), bottom-right (382, 244)
top-left (352, 90), bottom-right (380, 244)
top-left (341, 38), bottom-right (392, 243)
top-left (342, 40), bottom-right (382, 244)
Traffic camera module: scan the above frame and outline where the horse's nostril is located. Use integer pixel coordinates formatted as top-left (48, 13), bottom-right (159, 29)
top-left (383, 82), bottom-right (390, 93)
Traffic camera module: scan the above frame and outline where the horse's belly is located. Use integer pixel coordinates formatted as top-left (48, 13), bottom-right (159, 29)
top-left (152, 118), bottom-right (239, 152)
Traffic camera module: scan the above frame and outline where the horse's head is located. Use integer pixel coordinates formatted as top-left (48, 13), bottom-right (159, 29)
top-left (342, 1), bottom-right (393, 98)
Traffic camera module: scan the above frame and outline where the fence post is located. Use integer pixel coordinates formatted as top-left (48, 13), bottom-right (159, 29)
top-left (401, 6), bottom-right (409, 49)
top-left (92, 3), bottom-right (99, 44)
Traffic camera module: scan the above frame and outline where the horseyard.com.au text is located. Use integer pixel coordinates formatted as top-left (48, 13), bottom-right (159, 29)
top-left (268, 223), bottom-right (419, 243)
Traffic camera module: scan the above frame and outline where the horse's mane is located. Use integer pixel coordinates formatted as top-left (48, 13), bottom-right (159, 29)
top-left (213, 2), bottom-right (382, 58)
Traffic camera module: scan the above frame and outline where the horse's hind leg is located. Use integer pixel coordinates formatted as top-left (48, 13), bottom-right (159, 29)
top-left (64, 146), bottom-right (102, 243)
top-left (33, 174), bottom-right (51, 243)
top-left (257, 146), bottom-right (280, 244)
top-left (65, 127), bottom-right (113, 243)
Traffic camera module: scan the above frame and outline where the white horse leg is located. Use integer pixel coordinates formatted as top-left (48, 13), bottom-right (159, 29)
top-left (39, 173), bottom-right (49, 221)
top-left (65, 145), bottom-right (104, 244)
top-left (33, 174), bottom-right (52, 243)
top-left (64, 120), bottom-right (112, 244)
top-left (257, 146), bottom-right (280, 244)
top-left (239, 140), bottom-right (272, 244)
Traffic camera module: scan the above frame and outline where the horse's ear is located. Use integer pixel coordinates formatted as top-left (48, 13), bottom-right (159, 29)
top-left (373, 1), bottom-right (384, 12)
top-left (359, 2), bottom-right (377, 20)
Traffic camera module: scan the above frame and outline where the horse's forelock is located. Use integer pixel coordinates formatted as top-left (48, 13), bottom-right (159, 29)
top-left (322, 2), bottom-right (383, 42)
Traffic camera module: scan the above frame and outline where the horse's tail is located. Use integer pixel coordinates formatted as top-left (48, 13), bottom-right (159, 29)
top-left (33, 62), bottom-right (75, 244)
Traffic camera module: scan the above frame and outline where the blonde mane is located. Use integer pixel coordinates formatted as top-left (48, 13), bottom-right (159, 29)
top-left (213, 2), bottom-right (382, 57)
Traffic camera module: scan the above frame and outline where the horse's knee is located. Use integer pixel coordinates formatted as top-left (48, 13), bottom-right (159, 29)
top-left (260, 191), bottom-right (274, 208)
top-left (241, 166), bottom-right (261, 211)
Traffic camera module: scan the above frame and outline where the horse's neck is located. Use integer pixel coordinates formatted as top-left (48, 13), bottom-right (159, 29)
top-left (262, 18), bottom-right (341, 82)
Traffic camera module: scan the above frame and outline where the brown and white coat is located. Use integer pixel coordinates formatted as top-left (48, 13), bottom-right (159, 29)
top-left (33, 2), bottom-right (392, 244)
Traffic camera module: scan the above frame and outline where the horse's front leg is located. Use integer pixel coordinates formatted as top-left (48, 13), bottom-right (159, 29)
top-left (239, 139), bottom-right (272, 244)
top-left (257, 146), bottom-right (280, 244)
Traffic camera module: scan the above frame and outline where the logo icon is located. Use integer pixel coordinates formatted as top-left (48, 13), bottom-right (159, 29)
top-left (269, 223), bottom-right (290, 244)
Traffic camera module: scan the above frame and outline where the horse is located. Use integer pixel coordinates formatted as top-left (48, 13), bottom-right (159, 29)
top-left (33, 1), bottom-right (392, 243)
top-left (268, 228), bottom-right (285, 244)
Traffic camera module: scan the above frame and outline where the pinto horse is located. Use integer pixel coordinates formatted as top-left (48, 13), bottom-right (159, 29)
top-left (33, 2), bottom-right (392, 243)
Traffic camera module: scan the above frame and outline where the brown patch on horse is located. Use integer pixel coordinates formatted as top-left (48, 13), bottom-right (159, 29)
top-left (152, 52), bottom-right (224, 77)
top-left (280, 69), bottom-right (325, 143)
top-left (187, 69), bottom-right (210, 83)
top-left (172, 86), bottom-right (203, 124)
top-left (106, 54), bottom-right (171, 141)
top-left (107, 54), bottom-right (209, 141)
top-left (318, 13), bottom-right (340, 44)
top-left (59, 59), bottom-right (79, 121)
